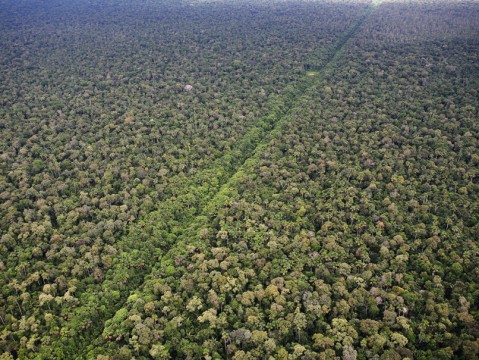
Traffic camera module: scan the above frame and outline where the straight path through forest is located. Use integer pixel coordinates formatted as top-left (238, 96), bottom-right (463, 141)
top-left (36, 3), bottom-right (378, 358)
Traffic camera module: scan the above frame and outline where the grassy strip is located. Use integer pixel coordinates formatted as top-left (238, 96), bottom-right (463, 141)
top-left (35, 4), bottom-right (376, 359)
top-left (87, 3), bottom-right (377, 358)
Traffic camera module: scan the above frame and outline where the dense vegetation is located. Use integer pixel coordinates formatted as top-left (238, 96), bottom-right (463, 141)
top-left (0, 0), bottom-right (478, 359)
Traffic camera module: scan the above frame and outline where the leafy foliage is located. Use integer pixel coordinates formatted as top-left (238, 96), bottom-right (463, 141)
top-left (0, 0), bottom-right (478, 359)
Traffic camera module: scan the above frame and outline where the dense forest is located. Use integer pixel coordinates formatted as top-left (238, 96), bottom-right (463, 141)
top-left (0, 0), bottom-right (478, 359)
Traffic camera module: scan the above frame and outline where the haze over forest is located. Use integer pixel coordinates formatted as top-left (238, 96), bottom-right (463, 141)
top-left (0, 0), bottom-right (478, 359)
